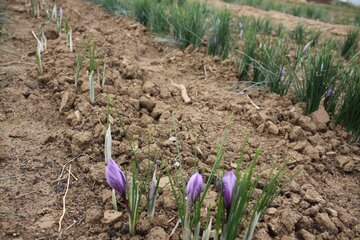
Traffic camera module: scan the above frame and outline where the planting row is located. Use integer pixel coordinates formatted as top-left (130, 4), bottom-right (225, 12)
top-left (223, 0), bottom-right (360, 26)
top-left (88, 0), bottom-right (359, 138)
top-left (28, 0), bottom-right (360, 138)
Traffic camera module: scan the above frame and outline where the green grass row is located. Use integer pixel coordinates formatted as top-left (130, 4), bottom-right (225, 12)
top-left (223, 0), bottom-right (360, 26)
top-left (90, 0), bottom-right (360, 139)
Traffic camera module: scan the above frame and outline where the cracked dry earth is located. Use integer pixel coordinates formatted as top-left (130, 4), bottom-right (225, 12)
top-left (1, 0), bottom-right (360, 239)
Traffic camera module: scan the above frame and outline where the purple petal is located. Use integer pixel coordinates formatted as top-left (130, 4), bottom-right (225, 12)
top-left (106, 158), bottom-right (126, 198)
top-left (222, 171), bottom-right (237, 209)
top-left (186, 173), bottom-right (204, 203)
top-left (326, 88), bottom-right (333, 97)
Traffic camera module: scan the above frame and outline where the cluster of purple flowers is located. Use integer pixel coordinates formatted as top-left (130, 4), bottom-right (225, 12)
top-left (106, 158), bottom-right (237, 211)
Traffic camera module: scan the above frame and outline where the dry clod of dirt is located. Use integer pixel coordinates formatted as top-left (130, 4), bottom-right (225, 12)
top-left (90, 162), bottom-right (106, 183)
top-left (335, 207), bottom-right (358, 228)
top-left (265, 121), bottom-right (279, 135)
top-left (59, 91), bottom-right (76, 113)
top-left (310, 107), bottom-right (330, 125)
top-left (35, 214), bottom-right (56, 229)
top-left (303, 145), bottom-right (320, 160)
top-left (145, 226), bottom-right (169, 240)
top-left (290, 126), bottom-right (305, 141)
top-left (121, 62), bottom-right (142, 79)
top-left (44, 29), bottom-right (59, 40)
top-left (298, 229), bottom-right (316, 240)
top-left (315, 212), bottom-right (338, 234)
top-left (142, 81), bottom-right (159, 96)
top-left (102, 189), bottom-right (112, 202)
top-left (137, 215), bottom-right (152, 234)
top-left (72, 131), bottom-right (93, 149)
top-left (298, 116), bottom-right (317, 133)
top-left (102, 210), bottom-right (123, 224)
top-left (86, 207), bottom-right (103, 224)
top-left (292, 140), bottom-right (307, 151)
top-left (280, 208), bottom-right (302, 233)
top-left (139, 96), bottom-right (156, 113)
top-left (66, 110), bottom-right (82, 126)
top-left (161, 193), bottom-right (177, 210)
top-left (335, 155), bottom-right (355, 172)
top-left (302, 185), bottom-right (325, 204)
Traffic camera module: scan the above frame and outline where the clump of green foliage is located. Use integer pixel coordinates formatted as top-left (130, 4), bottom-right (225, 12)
top-left (207, 9), bottom-right (232, 59)
top-left (341, 28), bottom-right (360, 58)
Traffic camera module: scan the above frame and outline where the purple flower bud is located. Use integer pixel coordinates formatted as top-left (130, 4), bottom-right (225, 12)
top-left (149, 167), bottom-right (157, 203)
top-left (326, 88), bottom-right (333, 97)
top-left (302, 41), bottom-right (312, 55)
top-left (59, 7), bottom-right (63, 18)
top-left (279, 65), bottom-right (285, 78)
top-left (213, 35), bottom-right (218, 47)
top-left (186, 172), bottom-right (204, 204)
top-left (222, 171), bottom-right (237, 209)
top-left (106, 158), bottom-right (126, 198)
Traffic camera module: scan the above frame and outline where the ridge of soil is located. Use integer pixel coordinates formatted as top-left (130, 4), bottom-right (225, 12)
top-left (203, 0), bottom-right (352, 37)
top-left (1, 0), bottom-right (359, 239)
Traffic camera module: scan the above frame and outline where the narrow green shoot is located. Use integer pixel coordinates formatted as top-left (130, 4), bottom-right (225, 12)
top-left (89, 71), bottom-right (95, 103)
top-left (89, 42), bottom-right (96, 73)
top-left (31, 30), bottom-right (44, 74)
top-left (102, 63), bottom-right (106, 87)
top-left (75, 43), bottom-right (86, 88)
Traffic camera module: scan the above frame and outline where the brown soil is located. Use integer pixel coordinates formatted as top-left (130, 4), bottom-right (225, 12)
top-left (204, 0), bottom-right (352, 38)
top-left (1, 0), bottom-right (359, 239)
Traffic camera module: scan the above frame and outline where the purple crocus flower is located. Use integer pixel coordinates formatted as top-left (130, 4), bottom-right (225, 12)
top-left (326, 88), bottom-right (333, 97)
top-left (59, 7), bottom-right (63, 18)
top-left (186, 172), bottom-right (204, 205)
top-left (106, 158), bottom-right (126, 198)
top-left (222, 171), bottom-right (237, 209)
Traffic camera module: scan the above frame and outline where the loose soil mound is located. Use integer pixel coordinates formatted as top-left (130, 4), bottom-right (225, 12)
top-left (1, 0), bottom-right (359, 239)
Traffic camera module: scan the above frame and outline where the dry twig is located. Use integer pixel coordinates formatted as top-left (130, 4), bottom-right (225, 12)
top-left (170, 79), bottom-right (192, 104)
top-left (246, 94), bottom-right (260, 110)
top-left (58, 165), bottom-right (72, 232)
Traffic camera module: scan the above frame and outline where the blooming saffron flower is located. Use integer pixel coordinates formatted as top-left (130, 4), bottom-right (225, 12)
top-left (59, 7), bottom-right (63, 18)
top-left (222, 171), bottom-right (237, 209)
top-left (186, 172), bottom-right (204, 205)
top-left (106, 158), bottom-right (126, 198)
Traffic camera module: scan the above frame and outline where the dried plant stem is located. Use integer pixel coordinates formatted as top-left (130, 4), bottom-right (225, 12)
top-left (58, 165), bottom-right (72, 232)
top-left (246, 94), bottom-right (260, 110)
top-left (170, 79), bottom-right (191, 104)
top-left (169, 218), bottom-right (181, 238)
